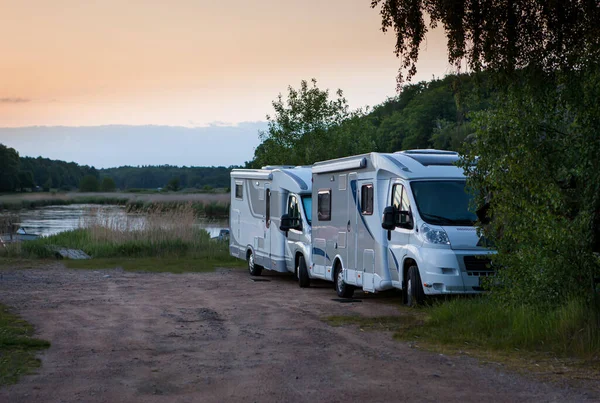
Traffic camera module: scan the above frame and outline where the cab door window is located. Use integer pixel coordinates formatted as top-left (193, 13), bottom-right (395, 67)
top-left (288, 195), bottom-right (301, 227)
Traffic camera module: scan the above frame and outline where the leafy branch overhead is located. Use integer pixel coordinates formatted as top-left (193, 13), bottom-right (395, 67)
top-left (371, 0), bottom-right (600, 84)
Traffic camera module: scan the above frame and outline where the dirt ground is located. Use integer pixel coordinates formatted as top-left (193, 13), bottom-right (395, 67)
top-left (0, 264), bottom-right (597, 403)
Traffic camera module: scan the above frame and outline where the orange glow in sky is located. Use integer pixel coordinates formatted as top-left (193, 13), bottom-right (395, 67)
top-left (0, 0), bottom-right (452, 127)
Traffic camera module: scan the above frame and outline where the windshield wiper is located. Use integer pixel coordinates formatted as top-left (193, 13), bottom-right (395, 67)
top-left (420, 213), bottom-right (462, 225)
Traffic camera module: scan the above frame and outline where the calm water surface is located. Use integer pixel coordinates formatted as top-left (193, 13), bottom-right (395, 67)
top-left (2, 204), bottom-right (228, 237)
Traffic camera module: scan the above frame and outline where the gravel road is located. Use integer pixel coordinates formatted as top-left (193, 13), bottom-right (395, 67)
top-left (0, 264), bottom-right (597, 403)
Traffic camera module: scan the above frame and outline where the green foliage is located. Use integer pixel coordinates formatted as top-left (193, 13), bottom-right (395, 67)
top-left (17, 171), bottom-right (34, 190)
top-left (100, 177), bottom-right (116, 192)
top-left (0, 144), bottom-right (20, 192)
top-left (400, 297), bottom-right (600, 359)
top-left (371, 1), bottom-right (600, 84)
top-left (0, 304), bottom-right (50, 385)
top-left (249, 74), bottom-right (488, 167)
top-left (79, 175), bottom-right (99, 192)
top-left (461, 71), bottom-right (600, 307)
top-left (252, 78), bottom-right (352, 167)
top-left (166, 177), bottom-right (180, 191)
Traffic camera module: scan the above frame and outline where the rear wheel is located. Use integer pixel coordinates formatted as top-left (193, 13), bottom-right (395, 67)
top-left (247, 251), bottom-right (262, 276)
top-left (297, 256), bottom-right (310, 288)
top-left (406, 265), bottom-right (425, 307)
top-left (335, 264), bottom-right (354, 298)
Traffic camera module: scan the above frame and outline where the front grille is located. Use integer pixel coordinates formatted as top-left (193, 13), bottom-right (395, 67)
top-left (464, 256), bottom-right (493, 274)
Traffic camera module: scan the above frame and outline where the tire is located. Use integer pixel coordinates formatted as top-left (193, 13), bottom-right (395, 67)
top-left (406, 265), bottom-right (425, 307)
top-left (247, 251), bottom-right (263, 276)
top-left (297, 255), bottom-right (310, 288)
top-left (335, 264), bottom-right (354, 298)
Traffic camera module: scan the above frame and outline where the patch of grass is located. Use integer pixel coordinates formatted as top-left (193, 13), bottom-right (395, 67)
top-left (399, 297), bottom-right (600, 359)
top-left (0, 304), bottom-right (50, 386)
top-left (64, 257), bottom-right (245, 273)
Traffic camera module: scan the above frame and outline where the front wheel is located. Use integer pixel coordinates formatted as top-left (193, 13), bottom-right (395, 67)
top-left (335, 264), bottom-right (354, 298)
top-left (406, 265), bottom-right (425, 307)
top-left (297, 256), bottom-right (310, 288)
top-left (247, 252), bottom-right (263, 276)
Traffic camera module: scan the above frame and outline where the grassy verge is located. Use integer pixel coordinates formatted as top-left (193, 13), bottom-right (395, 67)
top-left (0, 304), bottom-right (50, 385)
top-left (326, 296), bottom-right (600, 381)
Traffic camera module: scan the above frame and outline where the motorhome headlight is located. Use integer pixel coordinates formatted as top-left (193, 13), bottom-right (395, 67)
top-left (421, 223), bottom-right (450, 245)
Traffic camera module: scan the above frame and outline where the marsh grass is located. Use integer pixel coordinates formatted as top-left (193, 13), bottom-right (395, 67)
top-left (12, 204), bottom-right (238, 265)
top-left (0, 192), bottom-right (230, 218)
top-left (0, 304), bottom-right (50, 385)
top-left (327, 297), bottom-right (600, 360)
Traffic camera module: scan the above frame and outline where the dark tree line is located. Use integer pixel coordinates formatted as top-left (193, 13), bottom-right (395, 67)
top-left (0, 144), bottom-right (236, 192)
top-left (100, 165), bottom-right (235, 190)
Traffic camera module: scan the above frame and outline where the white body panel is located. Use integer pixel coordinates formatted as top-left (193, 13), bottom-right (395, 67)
top-left (229, 167), bottom-right (313, 274)
top-left (311, 150), bottom-right (495, 295)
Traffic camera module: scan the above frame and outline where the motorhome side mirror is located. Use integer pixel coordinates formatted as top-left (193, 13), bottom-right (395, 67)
top-left (280, 214), bottom-right (293, 232)
top-left (381, 206), bottom-right (397, 230)
top-left (398, 210), bottom-right (413, 229)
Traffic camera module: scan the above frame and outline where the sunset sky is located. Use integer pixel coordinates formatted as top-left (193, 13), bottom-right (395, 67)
top-left (0, 0), bottom-right (452, 166)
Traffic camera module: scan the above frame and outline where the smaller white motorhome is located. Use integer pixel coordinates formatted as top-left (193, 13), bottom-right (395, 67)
top-left (310, 150), bottom-right (494, 305)
top-left (229, 166), bottom-right (313, 285)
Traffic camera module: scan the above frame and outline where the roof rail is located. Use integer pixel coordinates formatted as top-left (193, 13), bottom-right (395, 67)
top-left (397, 149), bottom-right (458, 155)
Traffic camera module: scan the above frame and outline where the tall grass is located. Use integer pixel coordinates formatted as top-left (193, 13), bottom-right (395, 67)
top-left (401, 297), bottom-right (600, 359)
top-left (13, 204), bottom-right (235, 262)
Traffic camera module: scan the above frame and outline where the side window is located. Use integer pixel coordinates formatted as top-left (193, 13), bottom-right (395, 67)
top-left (392, 184), bottom-right (402, 209)
top-left (265, 189), bottom-right (271, 228)
top-left (361, 184), bottom-right (373, 215)
top-left (317, 190), bottom-right (331, 221)
top-left (235, 182), bottom-right (243, 200)
top-left (392, 183), bottom-right (411, 212)
top-left (289, 195), bottom-right (299, 219)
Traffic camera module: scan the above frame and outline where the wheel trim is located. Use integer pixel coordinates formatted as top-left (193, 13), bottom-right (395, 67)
top-left (407, 278), bottom-right (412, 303)
top-left (337, 269), bottom-right (344, 293)
top-left (248, 254), bottom-right (254, 273)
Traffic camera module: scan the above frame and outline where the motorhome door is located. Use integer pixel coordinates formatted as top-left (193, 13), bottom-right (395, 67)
top-left (264, 184), bottom-right (272, 267)
top-left (347, 173), bottom-right (359, 284)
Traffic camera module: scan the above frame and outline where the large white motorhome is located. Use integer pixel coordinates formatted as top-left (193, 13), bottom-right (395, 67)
top-left (229, 166), bottom-right (313, 285)
top-left (308, 149), bottom-right (494, 305)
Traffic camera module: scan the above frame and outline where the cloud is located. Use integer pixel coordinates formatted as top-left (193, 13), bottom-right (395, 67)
top-left (0, 97), bottom-right (30, 103)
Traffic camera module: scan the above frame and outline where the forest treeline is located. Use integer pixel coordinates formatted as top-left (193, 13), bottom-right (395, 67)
top-left (0, 145), bottom-right (237, 192)
top-left (248, 73), bottom-right (492, 168)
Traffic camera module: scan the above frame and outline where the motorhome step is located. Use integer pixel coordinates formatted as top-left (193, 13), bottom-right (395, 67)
top-left (249, 278), bottom-right (271, 282)
top-left (331, 298), bottom-right (362, 303)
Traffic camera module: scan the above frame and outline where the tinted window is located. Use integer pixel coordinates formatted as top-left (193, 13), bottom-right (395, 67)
top-left (317, 190), bottom-right (331, 221)
top-left (361, 184), bottom-right (373, 215)
top-left (235, 183), bottom-right (243, 199)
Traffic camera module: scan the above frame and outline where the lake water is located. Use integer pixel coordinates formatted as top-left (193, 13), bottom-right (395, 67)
top-left (1, 204), bottom-right (229, 238)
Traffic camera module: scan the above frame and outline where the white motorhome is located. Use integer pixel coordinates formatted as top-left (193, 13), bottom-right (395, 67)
top-left (229, 166), bottom-right (313, 284)
top-left (309, 149), bottom-right (494, 305)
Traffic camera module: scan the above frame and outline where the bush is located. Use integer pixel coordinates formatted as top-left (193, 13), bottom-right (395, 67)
top-left (461, 68), bottom-right (600, 308)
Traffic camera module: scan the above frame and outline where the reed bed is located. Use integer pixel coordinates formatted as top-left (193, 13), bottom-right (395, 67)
top-left (0, 192), bottom-right (230, 219)
top-left (14, 203), bottom-right (235, 262)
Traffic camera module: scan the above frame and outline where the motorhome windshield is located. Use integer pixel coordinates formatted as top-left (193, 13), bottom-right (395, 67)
top-left (301, 195), bottom-right (312, 226)
top-left (410, 180), bottom-right (476, 226)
